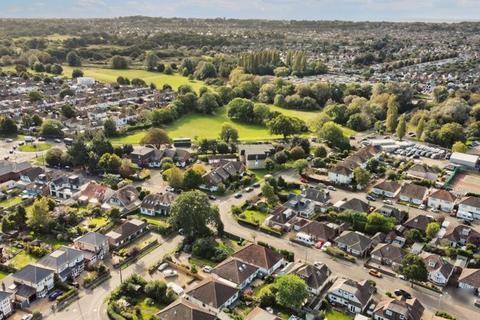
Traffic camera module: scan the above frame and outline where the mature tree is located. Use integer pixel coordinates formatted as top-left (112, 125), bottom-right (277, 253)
top-left (91, 132), bottom-right (114, 156)
top-left (0, 117), bottom-right (17, 134)
top-left (274, 274), bottom-right (308, 309)
top-left (405, 229), bottom-right (425, 243)
top-left (144, 280), bottom-right (168, 303)
top-left (289, 146), bottom-right (306, 160)
top-left (61, 104), bottom-right (76, 118)
top-left (183, 168), bottom-right (203, 190)
top-left (111, 55), bottom-right (128, 69)
top-left (72, 68), bottom-right (84, 78)
top-left (400, 254), bottom-right (428, 283)
top-left (51, 64), bottom-right (63, 75)
top-left (267, 115), bottom-right (304, 139)
top-left (144, 51), bottom-right (159, 71)
top-left (66, 51), bottom-right (81, 67)
top-left (194, 61), bottom-right (217, 80)
top-left (317, 121), bottom-right (350, 150)
top-left (103, 118), bottom-right (117, 137)
top-left (416, 118), bottom-right (425, 140)
top-left (68, 137), bottom-right (89, 167)
top-left (169, 190), bottom-right (221, 237)
top-left (365, 212), bottom-right (395, 234)
top-left (436, 122), bottom-right (465, 148)
top-left (353, 167), bottom-right (371, 189)
top-left (227, 98), bottom-right (255, 123)
top-left (27, 197), bottom-right (54, 232)
top-left (164, 167), bottom-right (184, 189)
top-left (386, 95), bottom-right (399, 133)
top-left (324, 104), bottom-right (349, 125)
top-left (313, 145), bottom-right (327, 158)
top-left (293, 159), bottom-right (308, 174)
top-left (261, 182), bottom-right (278, 207)
top-left (396, 114), bottom-right (406, 140)
top-left (140, 128), bottom-right (170, 148)
top-left (98, 153), bottom-right (122, 173)
top-left (219, 123), bottom-right (239, 143)
top-left (452, 141), bottom-right (467, 153)
top-left (197, 92), bottom-right (219, 114)
top-left (45, 148), bottom-right (64, 167)
top-left (40, 119), bottom-right (63, 137)
top-left (28, 91), bottom-right (42, 103)
top-left (426, 222), bottom-right (440, 239)
top-left (119, 158), bottom-right (134, 178)
top-left (432, 85), bottom-right (449, 104)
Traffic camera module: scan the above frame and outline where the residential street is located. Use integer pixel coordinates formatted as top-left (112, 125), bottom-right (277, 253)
top-left (45, 236), bottom-right (182, 320)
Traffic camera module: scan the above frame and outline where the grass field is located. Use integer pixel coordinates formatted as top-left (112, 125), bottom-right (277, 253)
top-left (325, 310), bottom-right (352, 320)
top-left (243, 210), bottom-right (268, 224)
top-left (9, 251), bottom-right (38, 269)
top-left (61, 66), bottom-right (206, 92)
top-left (0, 196), bottom-right (22, 209)
top-left (18, 142), bottom-right (52, 152)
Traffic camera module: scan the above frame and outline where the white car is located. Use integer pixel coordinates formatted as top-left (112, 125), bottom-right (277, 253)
top-left (321, 241), bottom-right (332, 251)
top-left (327, 186), bottom-right (336, 191)
top-left (383, 199), bottom-right (393, 205)
top-left (419, 204), bottom-right (426, 210)
top-left (22, 315), bottom-right (33, 320)
top-left (158, 262), bottom-right (169, 271)
top-left (163, 269), bottom-right (178, 278)
top-left (202, 266), bottom-right (213, 273)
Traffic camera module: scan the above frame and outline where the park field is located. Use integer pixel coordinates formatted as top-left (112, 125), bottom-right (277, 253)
top-left (61, 66), bottom-right (206, 92)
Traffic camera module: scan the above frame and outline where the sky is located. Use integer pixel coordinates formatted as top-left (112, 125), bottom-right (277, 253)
top-left (1, 0), bottom-right (480, 22)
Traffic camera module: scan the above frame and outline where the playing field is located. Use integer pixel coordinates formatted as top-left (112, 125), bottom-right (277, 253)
top-left (450, 171), bottom-right (480, 195)
top-left (61, 66), bottom-right (205, 92)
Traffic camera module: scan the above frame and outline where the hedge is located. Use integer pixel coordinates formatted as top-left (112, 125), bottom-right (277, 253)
top-left (236, 217), bottom-right (259, 228)
top-left (259, 225), bottom-right (283, 237)
top-left (107, 304), bottom-right (127, 320)
top-left (57, 287), bottom-right (78, 303)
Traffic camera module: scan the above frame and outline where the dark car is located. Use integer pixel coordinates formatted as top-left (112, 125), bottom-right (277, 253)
top-left (366, 195), bottom-right (376, 201)
top-left (394, 289), bottom-right (412, 299)
top-left (253, 183), bottom-right (260, 188)
top-left (48, 289), bottom-right (63, 301)
top-left (208, 195), bottom-right (217, 200)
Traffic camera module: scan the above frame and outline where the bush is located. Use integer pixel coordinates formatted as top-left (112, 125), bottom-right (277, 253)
top-left (57, 287), bottom-right (78, 303)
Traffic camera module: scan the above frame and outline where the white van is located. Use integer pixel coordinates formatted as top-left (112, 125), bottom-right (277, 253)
top-left (295, 232), bottom-right (314, 246)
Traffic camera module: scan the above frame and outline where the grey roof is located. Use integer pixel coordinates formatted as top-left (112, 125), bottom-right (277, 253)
top-left (335, 231), bottom-right (373, 252)
top-left (38, 246), bottom-right (84, 271)
top-left (13, 264), bottom-right (54, 284)
top-left (212, 258), bottom-right (259, 286)
top-left (338, 198), bottom-right (370, 213)
top-left (0, 291), bottom-right (11, 301)
top-left (0, 160), bottom-right (31, 176)
top-left (75, 232), bottom-right (108, 247)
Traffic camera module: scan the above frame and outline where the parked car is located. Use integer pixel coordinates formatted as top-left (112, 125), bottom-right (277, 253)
top-left (321, 241), bottom-right (332, 251)
top-left (234, 193), bottom-right (242, 199)
top-left (327, 186), bottom-right (336, 191)
top-left (5, 138), bottom-right (13, 143)
top-left (208, 195), bottom-right (217, 200)
top-left (21, 315), bottom-right (33, 320)
top-left (54, 138), bottom-right (62, 143)
top-left (475, 299), bottom-right (480, 308)
top-left (163, 269), bottom-right (178, 278)
top-left (369, 269), bottom-right (382, 278)
top-left (431, 208), bottom-right (439, 213)
top-left (366, 195), bottom-right (376, 201)
top-left (38, 137), bottom-right (46, 141)
top-left (300, 177), bottom-right (308, 183)
top-left (383, 199), bottom-right (393, 205)
top-left (48, 289), bottom-right (63, 301)
top-left (253, 183), bottom-right (261, 188)
top-left (158, 263), bottom-right (169, 271)
top-left (202, 266), bottom-right (213, 273)
top-left (419, 204), bottom-right (426, 210)
top-left (244, 187), bottom-right (253, 192)
top-left (394, 289), bottom-right (412, 299)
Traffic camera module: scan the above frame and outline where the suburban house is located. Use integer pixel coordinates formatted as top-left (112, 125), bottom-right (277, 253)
top-left (130, 146), bottom-right (192, 168)
top-left (370, 243), bottom-right (406, 270)
top-left (19, 167), bottom-right (44, 184)
top-left (373, 297), bottom-right (425, 320)
top-left (108, 185), bottom-right (141, 212)
top-left (407, 164), bottom-right (439, 182)
top-left (238, 144), bottom-right (275, 169)
top-left (77, 181), bottom-right (115, 206)
top-left (211, 258), bottom-right (260, 290)
top-left (458, 268), bottom-right (480, 296)
top-left (335, 231), bottom-right (374, 257)
top-left (371, 180), bottom-right (401, 198)
top-left (184, 278), bottom-right (238, 314)
top-left (0, 160), bottom-right (32, 183)
top-left (12, 264), bottom-right (55, 300)
top-left (427, 189), bottom-right (456, 212)
top-left (232, 244), bottom-right (285, 276)
top-left (73, 232), bottom-right (110, 265)
top-left (281, 193), bottom-right (318, 218)
top-left (403, 215), bottom-right (434, 234)
top-left (105, 219), bottom-right (149, 248)
top-left (377, 205), bottom-right (407, 224)
top-left (297, 221), bottom-right (340, 245)
top-left (398, 184), bottom-right (429, 205)
top-left (443, 223), bottom-right (480, 247)
top-left (140, 192), bottom-right (176, 216)
top-left (156, 298), bottom-right (216, 320)
top-left (129, 147), bottom-right (155, 167)
top-left (49, 174), bottom-right (81, 199)
top-left (202, 160), bottom-right (246, 191)
top-left (457, 196), bottom-right (480, 221)
top-left (328, 278), bottom-right (376, 314)
top-left (37, 246), bottom-right (85, 282)
top-left (419, 252), bottom-right (454, 287)
top-left (329, 146), bottom-right (378, 185)
top-left (264, 206), bottom-right (297, 232)
top-left (289, 262), bottom-right (332, 295)
top-left (0, 291), bottom-right (13, 320)
top-left (245, 307), bottom-right (281, 320)
top-left (335, 198), bottom-right (371, 213)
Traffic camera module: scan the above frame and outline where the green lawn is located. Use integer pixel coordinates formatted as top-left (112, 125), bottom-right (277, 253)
top-left (325, 310), bottom-right (353, 320)
top-left (61, 66), bottom-right (206, 92)
top-left (86, 216), bottom-right (109, 229)
top-left (137, 215), bottom-right (171, 228)
top-left (18, 143), bottom-right (52, 152)
top-left (9, 251), bottom-right (38, 269)
top-left (243, 210), bottom-right (268, 224)
top-left (0, 271), bottom-right (9, 280)
top-left (0, 196), bottom-right (22, 209)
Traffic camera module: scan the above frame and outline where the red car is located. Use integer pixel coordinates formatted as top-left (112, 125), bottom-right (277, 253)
top-left (300, 177), bottom-right (308, 183)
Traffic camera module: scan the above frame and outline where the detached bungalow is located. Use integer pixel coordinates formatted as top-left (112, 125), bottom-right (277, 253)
top-left (156, 298), bottom-right (216, 320)
top-left (403, 215), bottom-right (434, 234)
top-left (106, 219), bottom-right (149, 248)
top-left (184, 279), bottom-right (238, 314)
top-left (140, 192), bottom-right (176, 216)
top-left (458, 268), bottom-right (480, 296)
top-left (335, 231), bottom-right (373, 257)
top-left (457, 196), bottom-right (480, 221)
top-left (328, 278), bottom-right (375, 314)
top-left (443, 224), bottom-right (480, 247)
top-left (371, 180), bottom-right (401, 198)
top-left (373, 297), bottom-right (425, 320)
top-left (370, 243), bottom-right (406, 270)
top-left (427, 189), bottom-right (456, 212)
top-left (212, 258), bottom-right (260, 290)
top-left (290, 262), bottom-right (332, 295)
top-left (398, 184), bottom-right (428, 205)
top-left (232, 244), bottom-right (285, 276)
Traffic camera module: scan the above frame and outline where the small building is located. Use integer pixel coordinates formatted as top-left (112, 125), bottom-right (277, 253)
top-left (108, 185), bottom-right (141, 212)
top-left (140, 192), bottom-right (176, 216)
top-left (407, 164), bottom-right (439, 182)
top-left (238, 144), bottom-right (275, 169)
top-left (335, 198), bottom-right (371, 214)
top-left (371, 180), bottom-right (401, 198)
top-left (373, 297), bottom-right (425, 320)
top-left (457, 196), bottom-right (480, 221)
top-left (377, 205), bottom-right (407, 224)
top-left (328, 278), bottom-right (375, 314)
top-left (184, 279), bottom-right (238, 314)
top-left (73, 232), bottom-right (109, 265)
top-left (334, 231), bottom-right (373, 257)
top-left (245, 307), bottom-right (280, 320)
top-left (427, 189), bottom-right (456, 212)
top-left (172, 138), bottom-right (192, 148)
top-left (449, 152), bottom-right (479, 169)
top-left (106, 219), bottom-right (149, 248)
top-left (298, 221), bottom-right (340, 244)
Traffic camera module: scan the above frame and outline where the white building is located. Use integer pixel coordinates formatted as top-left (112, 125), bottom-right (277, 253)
top-left (427, 189), bottom-right (456, 212)
top-left (457, 196), bottom-right (480, 221)
top-left (449, 152), bottom-right (479, 169)
top-left (0, 292), bottom-right (13, 319)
